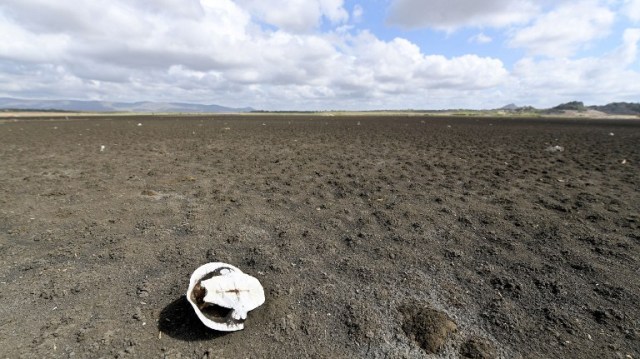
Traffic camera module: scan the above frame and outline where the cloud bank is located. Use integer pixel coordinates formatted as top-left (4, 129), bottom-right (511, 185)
top-left (387, 0), bottom-right (538, 30)
top-left (0, 0), bottom-right (638, 110)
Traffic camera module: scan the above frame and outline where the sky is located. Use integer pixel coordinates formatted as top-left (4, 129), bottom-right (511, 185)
top-left (0, 0), bottom-right (639, 110)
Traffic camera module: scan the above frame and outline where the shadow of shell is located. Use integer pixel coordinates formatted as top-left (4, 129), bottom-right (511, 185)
top-left (158, 296), bottom-right (231, 341)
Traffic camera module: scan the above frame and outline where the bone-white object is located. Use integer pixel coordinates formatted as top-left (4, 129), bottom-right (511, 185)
top-left (186, 262), bottom-right (265, 331)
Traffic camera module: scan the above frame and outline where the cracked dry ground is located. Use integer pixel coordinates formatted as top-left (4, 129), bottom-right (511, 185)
top-left (0, 115), bottom-right (638, 358)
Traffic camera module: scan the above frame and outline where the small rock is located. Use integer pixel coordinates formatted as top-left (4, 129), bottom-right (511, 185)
top-left (133, 307), bottom-right (144, 321)
top-left (545, 145), bottom-right (564, 153)
top-left (137, 281), bottom-right (150, 298)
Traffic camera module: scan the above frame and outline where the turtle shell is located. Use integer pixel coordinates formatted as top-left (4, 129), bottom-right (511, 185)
top-left (186, 262), bottom-right (265, 331)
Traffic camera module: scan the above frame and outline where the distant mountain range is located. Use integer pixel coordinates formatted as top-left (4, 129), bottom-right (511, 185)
top-left (565, 101), bottom-right (640, 115)
top-left (1, 97), bottom-right (638, 115)
top-left (0, 97), bottom-right (253, 113)
top-left (500, 101), bottom-right (640, 115)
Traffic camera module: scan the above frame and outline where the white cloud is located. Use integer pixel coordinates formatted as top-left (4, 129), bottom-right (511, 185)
top-left (386, 0), bottom-right (538, 30)
top-left (0, 15), bottom-right (70, 62)
top-left (469, 33), bottom-right (493, 44)
top-left (235, 0), bottom-right (348, 33)
top-left (509, 1), bottom-right (615, 58)
top-left (0, 0), bottom-right (511, 110)
top-left (511, 29), bottom-right (640, 106)
top-left (342, 32), bottom-right (508, 94)
top-left (614, 28), bottom-right (640, 65)
top-left (626, 0), bottom-right (640, 22)
top-left (352, 4), bottom-right (363, 22)
top-left (1, 0), bottom-right (637, 111)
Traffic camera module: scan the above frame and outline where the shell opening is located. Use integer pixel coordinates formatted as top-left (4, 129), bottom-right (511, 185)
top-left (191, 271), bottom-right (245, 325)
top-left (187, 262), bottom-right (264, 331)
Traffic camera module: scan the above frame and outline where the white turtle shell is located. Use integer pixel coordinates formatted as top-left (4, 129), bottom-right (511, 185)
top-left (186, 262), bottom-right (265, 331)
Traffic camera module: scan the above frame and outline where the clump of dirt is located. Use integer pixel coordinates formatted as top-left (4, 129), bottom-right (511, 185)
top-left (460, 336), bottom-right (497, 358)
top-left (399, 301), bottom-right (457, 354)
top-left (140, 189), bottom-right (158, 196)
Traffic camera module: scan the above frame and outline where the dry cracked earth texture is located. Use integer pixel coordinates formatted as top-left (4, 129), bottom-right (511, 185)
top-left (0, 115), bottom-right (639, 358)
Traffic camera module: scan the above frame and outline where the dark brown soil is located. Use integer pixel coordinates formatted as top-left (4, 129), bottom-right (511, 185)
top-left (0, 115), bottom-right (639, 358)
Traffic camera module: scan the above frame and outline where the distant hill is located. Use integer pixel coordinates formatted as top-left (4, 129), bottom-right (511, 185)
top-left (495, 100), bottom-right (640, 117)
top-left (591, 102), bottom-right (640, 115)
top-left (0, 97), bottom-right (253, 113)
top-left (550, 101), bottom-right (587, 112)
top-left (547, 101), bottom-right (640, 115)
top-left (500, 103), bottom-right (519, 110)
top-left (497, 104), bottom-right (539, 114)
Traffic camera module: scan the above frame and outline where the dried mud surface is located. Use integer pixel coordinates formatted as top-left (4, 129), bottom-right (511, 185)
top-left (0, 115), bottom-right (639, 358)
